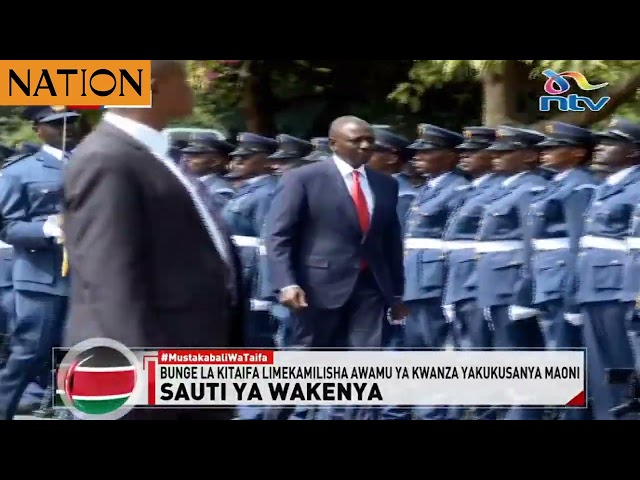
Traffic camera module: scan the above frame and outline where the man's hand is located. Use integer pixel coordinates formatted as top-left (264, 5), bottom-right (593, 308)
top-left (279, 285), bottom-right (308, 310)
top-left (389, 301), bottom-right (409, 325)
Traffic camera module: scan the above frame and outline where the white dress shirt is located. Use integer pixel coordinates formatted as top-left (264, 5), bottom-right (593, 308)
top-left (103, 112), bottom-right (233, 267)
top-left (333, 154), bottom-right (374, 216)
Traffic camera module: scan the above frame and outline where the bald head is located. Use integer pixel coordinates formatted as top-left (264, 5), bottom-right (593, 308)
top-left (329, 116), bottom-right (370, 138)
top-left (108, 60), bottom-right (193, 131)
top-left (329, 115), bottom-right (374, 168)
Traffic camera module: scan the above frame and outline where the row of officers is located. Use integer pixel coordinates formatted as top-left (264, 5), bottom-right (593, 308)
top-left (176, 116), bottom-right (640, 421)
top-left (0, 105), bottom-right (639, 421)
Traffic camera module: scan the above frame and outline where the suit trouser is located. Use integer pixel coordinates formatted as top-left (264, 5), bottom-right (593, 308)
top-left (279, 269), bottom-right (386, 420)
top-left (581, 301), bottom-right (638, 420)
top-left (0, 290), bottom-right (67, 419)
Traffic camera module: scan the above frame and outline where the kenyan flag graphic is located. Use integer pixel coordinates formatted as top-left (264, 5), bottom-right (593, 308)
top-left (58, 345), bottom-right (137, 416)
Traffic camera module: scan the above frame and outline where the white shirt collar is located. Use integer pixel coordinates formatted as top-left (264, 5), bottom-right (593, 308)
top-left (103, 112), bottom-right (169, 158)
top-left (41, 144), bottom-right (67, 161)
top-left (607, 165), bottom-right (638, 185)
top-left (472, 173), bottom-right (491, 187)
top-left (502, 171), bottom-right (527, 187)
top-left (247, 174), bottom-right (269, 184)
top-left (428, 172), bottom-right (450, 188)
top-left (553, 169), bottom-right (571, 182)
top-left (333, 154), bottom-right (367, 178)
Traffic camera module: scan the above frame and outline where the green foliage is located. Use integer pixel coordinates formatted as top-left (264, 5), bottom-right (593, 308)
top-left (0, 106), bottom-right (36, 147)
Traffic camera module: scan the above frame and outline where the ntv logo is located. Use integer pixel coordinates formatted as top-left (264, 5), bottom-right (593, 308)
top-left (539, 69), bottom-right (610, 112)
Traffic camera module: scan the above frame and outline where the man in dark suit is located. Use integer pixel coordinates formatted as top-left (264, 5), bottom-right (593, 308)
top-left (266, 116), bottom-right (406, 350)
top-left (63, 60), bottom-right (245, 420)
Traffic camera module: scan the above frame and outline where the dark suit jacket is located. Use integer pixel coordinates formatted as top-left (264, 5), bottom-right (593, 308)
top-left (266, 159), bottom-right (404, 310)
top-left (63, 121), bottom-right (245, 351)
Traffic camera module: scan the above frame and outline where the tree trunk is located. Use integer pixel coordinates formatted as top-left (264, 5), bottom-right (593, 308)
top-left (481, 60), bottom-right (532, 126)
top-left (240, 62), bottom-right (277, 135)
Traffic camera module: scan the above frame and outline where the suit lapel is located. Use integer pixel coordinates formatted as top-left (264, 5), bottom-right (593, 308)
top-left (363, 167), bottom-right (382, 241)
top-left (99, 121), bottom-right (234, 267)
top-left (326, 160), bottom-right (361, 235)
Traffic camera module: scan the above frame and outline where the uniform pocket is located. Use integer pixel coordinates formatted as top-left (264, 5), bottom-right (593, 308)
top-left (535, 256), bottom-right (567, 294)
top-left (592, 259), bottom-right (623, 290)
top-left (491, 255), bottom-right (522, 296)
top-left (419, 251), bottom-right (444, 288)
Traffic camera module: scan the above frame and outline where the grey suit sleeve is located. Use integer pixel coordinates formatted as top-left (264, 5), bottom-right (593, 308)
top-left (386, 180), bottom-right (404, 299)
top-left (64, 156), bottom-right (149, 346)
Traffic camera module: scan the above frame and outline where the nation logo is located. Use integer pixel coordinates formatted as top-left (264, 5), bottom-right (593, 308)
top-left (57, 338), bottom-right (140, 420)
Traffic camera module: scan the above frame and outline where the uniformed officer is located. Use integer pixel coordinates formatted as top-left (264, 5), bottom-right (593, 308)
top-left (0, 145), bottom-right (15, 162)
top-left (402, 124), bottom-right (469, 420)
top-left (260, 134), bottom-right (312, 352)
top-left (0, 173), bottom-right (19, 370)
top-left (15, 143), bottom-right (39, 155)
top-left (0, 106), bottom-right (80, 419)
top-left (576, 117), bottom-right (640, 420)
top-left (266, 134), bottom-right (312, 175)
top-left (443, 128), bottom-right (500, 339)
top-left (180, 133), bottom-right (235, 210)
top-left (436, 127), bottom-right (501, 419)
top-left (367, 127), bottom-right (416, 231)
top-left (257, 134), bottom-right (314, 421)
top-left (302, 137), bottom-right (332, 162)
top-left (168, 139), bottom-right (188, 164)
top-left (222, 132), bottom-right (278, 420)
top-left (526, 122), bottom-right (599, 420)
top-left (475, 125), bottom-right (548, 421)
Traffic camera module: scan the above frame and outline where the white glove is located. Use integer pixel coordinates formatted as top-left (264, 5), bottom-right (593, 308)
top-left (508, 305), bottom-right (541, 321)
top-left (564, 314), bottom-right (584, 326)
top-left (43, 215), bottom-right (63, 239)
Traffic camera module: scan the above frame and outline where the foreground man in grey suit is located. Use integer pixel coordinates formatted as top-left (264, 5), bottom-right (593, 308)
top-left (63, 60), bottom-right (245, 420)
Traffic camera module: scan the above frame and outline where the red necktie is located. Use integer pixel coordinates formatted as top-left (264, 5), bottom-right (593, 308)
top-left (351, 170), bottom-right (370, 269)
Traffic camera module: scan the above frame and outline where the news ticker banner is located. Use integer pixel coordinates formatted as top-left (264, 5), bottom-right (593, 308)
top-left (0, 60), bottom-right (151, 107)
top-left (53, 338), bottom-right (586, 420)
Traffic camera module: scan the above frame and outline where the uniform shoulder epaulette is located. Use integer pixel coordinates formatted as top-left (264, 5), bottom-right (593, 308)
top-left (1, 152), bottom-right (31, 169)
top-left (573, 184), bottom-right (597, 191)
top-left (530, 185), bottom-right (546, 193)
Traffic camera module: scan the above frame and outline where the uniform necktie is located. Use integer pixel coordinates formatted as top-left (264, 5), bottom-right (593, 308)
top-left (351, 170), bottom-right (370, 270)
